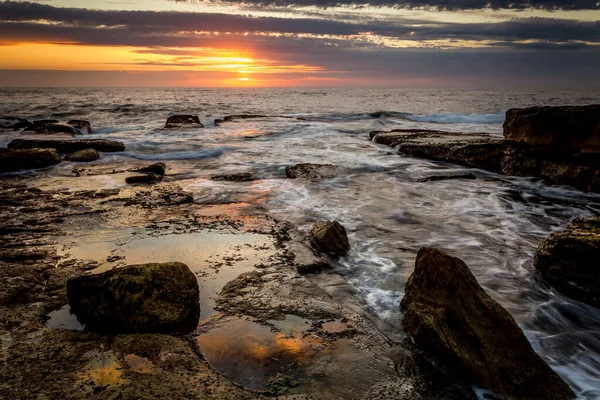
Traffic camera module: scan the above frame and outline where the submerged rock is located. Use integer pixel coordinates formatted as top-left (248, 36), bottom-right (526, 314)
top-left (286, 163), bottom-right (342, 180)
top-left (504, 105), bottom-right (600, 154)
top-left (63, 148), bottom-right (99, 162)
top-left (0, 116), bottom-right (31, 130)
top-left (126, 174), bottom-right (162, 185)
top-left (401, 247), bottom-right (574, 400)
top-left (214, 114), bottom-right (269, 126)
top-left (164, 115), bottom-right (203, 129)
top-left (0, 148), bottom-right (61, 172)
top-left (67, 262), bottom-right (200, 333)
top-left (8, 138), bottom-right (125, 153)
top-left (311, 221), bottom-right (350, 256)
top-left (133, 163), bottom-right (166, 176)
top-left (210, 172), bottom-right (254, 181)
top-left (534, 217), bottom-right (600, 307)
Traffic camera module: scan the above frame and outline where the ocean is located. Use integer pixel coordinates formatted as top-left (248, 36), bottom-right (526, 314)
top-left (2, 87), bottom-right (600, 398)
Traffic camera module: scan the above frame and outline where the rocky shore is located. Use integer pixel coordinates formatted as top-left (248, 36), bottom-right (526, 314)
top-left (1, 107), bottom-right (598, 398)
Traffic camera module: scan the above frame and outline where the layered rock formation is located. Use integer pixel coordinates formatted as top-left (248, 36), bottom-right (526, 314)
top-left (401, 247), bottom-right (574, 400)
top-left (67, 262), bottom-right (200, 333)
top-left (535, 217), bottom-right (600, 307)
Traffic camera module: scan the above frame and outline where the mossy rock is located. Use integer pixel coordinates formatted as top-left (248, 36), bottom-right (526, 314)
top-left (401, 247), bottom-right (573, 400)
top-left (67, 262), bottom-right (199, 333)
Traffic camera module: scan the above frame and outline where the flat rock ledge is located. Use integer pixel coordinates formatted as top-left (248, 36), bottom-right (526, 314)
top-left (67, 262), bottom-right (200, 333)
top-left (535, 216), bottom-right (600, 307)
top-left (401, 247), bottom-right (574, 400)
top-left (8, 138), bottom-right (125, 153)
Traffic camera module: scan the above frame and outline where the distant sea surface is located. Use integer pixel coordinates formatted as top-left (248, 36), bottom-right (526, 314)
top-left (2, 87), bottom-right (600, 398)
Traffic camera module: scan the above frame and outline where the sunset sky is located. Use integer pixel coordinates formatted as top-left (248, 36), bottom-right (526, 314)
top-left (0, 0), bottom-right (599, 87)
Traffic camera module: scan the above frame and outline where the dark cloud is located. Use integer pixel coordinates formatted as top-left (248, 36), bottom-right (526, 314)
top-left (177, 0), bottom-right (600, 10)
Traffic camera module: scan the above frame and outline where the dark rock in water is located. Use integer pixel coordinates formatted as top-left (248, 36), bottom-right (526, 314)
top-left (401, 247), bottom-right (574, 400)
top-left (534, 217), bottom-right (600, 307)
top-left (165, 115), bottom-right (203, 129)
top-left (371, 129), bottom-right (503, 172)
top-left (8, 138), bottom-right (125, 153)
top-left (133, 163), bottom-right (166, 176)
top-left (214, 114), bottom-right (269, 126)
top-left (415, 173), bottom-right (477, 182)
top-left (126, 174), bottom-right (162, 184)
top-left (285, 163), bottom-right (342, 180)
top-left (210, 172), bottom-right (254, 181)
top-left (67, 262), bottom-right (200, 333)
top-left (504, 105), bottom-right (600, 154)
top-left (0, 116), bottom-right (31, 130)
top-left (23, 119), bottom-right (82, 135)
top-left (67, 120), bottom-right (92, 134)
top-left (311, 221), bottom-right (350, 256)
top-left (63, 148), bottom-right (99, 162)
top-left (0, 148), bottom-right (61, 172)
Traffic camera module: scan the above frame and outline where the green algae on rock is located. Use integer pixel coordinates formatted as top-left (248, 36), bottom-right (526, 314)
top-left (401, 247), bottom-right (574, 400)
top-left (535, 216), bottom-right (600, 307)
top-left (67, 262), bottom-right (200, 333)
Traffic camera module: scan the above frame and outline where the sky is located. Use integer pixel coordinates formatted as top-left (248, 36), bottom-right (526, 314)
top-left (0, 0), bottom-right (599, 87)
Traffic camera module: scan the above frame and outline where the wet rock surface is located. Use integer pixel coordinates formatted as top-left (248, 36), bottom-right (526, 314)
top-left (535, 216), bottom-right (600, 307)
top-left (0, 148), bottom-right (61, 172)
top-left (8, 138), bottom-right (125, 153)
top-left (0, 116), bottom-right (31, 130)
top-left (64, 148), bottom-right (100, 162)
top-left (401, 247), bottom-right (574, 400)
top-left (67, 262), bottom-right (200, 333)
top-left (132, 163), bottom-right (166, 176)
top-left (126, 174), bottom-right (163, 184)
top-left (67, 120), bottom-right (92, 134)
top-left (285, 163), bottom-right (343, 180)
top-left (22, 119), bottom-right (88, 135)
top-left (311, 221), bottom-right (350, 256)
top-left (164, 115), bottom-right (203, 129)
top-left (504, 105), bottom-right (600, 154)
top-left (210, 172), bottom-right (254, 181)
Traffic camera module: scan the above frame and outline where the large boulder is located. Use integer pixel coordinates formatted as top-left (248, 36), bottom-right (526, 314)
top-left (0, 148), bottom-right (61, 172)
top-left (285, 163), bottom-right (342, 180)
top-left (0, 116), bottom-right (31, 130)
top-left (534, 217), bottom-right (600, 307)
top-left (311, 221), bottom-right (350, 256)
top-left (8, 138), bottom-right (125, 153)
top-left (67, 262), bottom-right (200, 333)
top-left (503, 105), bottom-right (600, 154)
top-left (165, 115), bottom-right (203, 129)
top-left (63, 148), bottom-right (99, 162)
top-left (401, 247), bottom-right (574, 400)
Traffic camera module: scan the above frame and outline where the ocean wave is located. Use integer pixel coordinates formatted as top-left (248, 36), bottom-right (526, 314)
top-left (406, 112), bottom-right (505, 124)
top-left (122, 147), bottom-right (229, 160)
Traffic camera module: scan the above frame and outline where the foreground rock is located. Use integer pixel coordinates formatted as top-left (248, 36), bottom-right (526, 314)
top-left (401, 247), bottom-right (574, 400)
top-left (311, 221), bottom-right (350, 256)
top-left (8, 138), bottom-right (125, 153)
top-left (132, 162), bottom-right (166, 176)
top-left (504, 105), bottom-right (600, 153)
top-left (535, 217), bottom-right (600, 307)
top-left (63, 148), bottom-right (99, 162)
top-left (67, 262), bottom-right (200, 333)
top-left (164, 115), bottom-right (203, 129)
top-left (210, 172), bottom-right (254, 181)
top-left (286, 163), bottom-right (342, 180)
top-left (126, 174), bottom-right (162, 184)
top-left (0, 148), bottom-right (61, 172)
top-left (0, 116), bottom-right (31, 130)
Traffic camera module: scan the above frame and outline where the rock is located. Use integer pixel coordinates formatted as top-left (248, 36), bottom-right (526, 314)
top-left (0, 116), bottom-right (31, 130)
top-left (534, 217), bottom-right (600, 307)
top-left (504, 105), bottom-right (600, 154)
top-left (67, 262), bottom-right (200, 333)
top-left (285, 163), bottom-right (342, 180)
top-left (311, 221), bottom-right (350, 256)
top-left (63, 148), bottom-right (99, 162)
top-left (210, 172), bottom-right (254, 181)
top-left (415, 173), bottom-right (476, 182)
top-left (8, 138), bottom-right (125, 153)
top-left (23, 120), bottom-right (81, 135)
top-left (133, 163), bottom-right (166, 176)
top-left (67, 120), bottom-right (92, 134)
top-left (0, 148), bottom-right (61, 172)
top-left (401, 247), bottom-right (574, 400)
top-left (165, 115), bottom-right (203, 129)
top-left (214, 114), bottom-right (268, 126)
top-left (371, 129), bottom-right (503, 172)
top-left (126, 174), bottom-right (162, 184)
